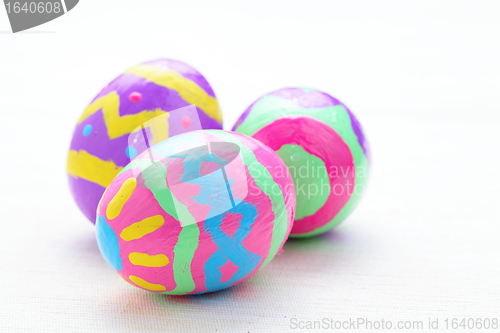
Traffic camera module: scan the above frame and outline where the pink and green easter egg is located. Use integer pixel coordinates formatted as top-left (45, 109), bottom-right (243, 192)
top-left (233, 87), bottom-right (370, 237)
top-left (67, 59), bottom-right (223, 223)
top-left (95, 130), bottom-right (295, 295)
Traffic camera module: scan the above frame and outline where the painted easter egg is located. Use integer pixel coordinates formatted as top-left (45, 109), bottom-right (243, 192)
top-left (95, 130), bottom-right (295, 295)
top-left (232, 87), bottom-right (369, 237)
top-left (67, 59), bottom-right (223, 223)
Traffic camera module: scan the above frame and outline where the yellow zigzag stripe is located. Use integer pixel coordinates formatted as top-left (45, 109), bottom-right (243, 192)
top-left (125, 64), bottom-right (223, 123)
top-left (67, 150), bottom-right (122, 188)
top-left (77, 92), bottom-right (166, 140)
top-left (147, 112), bottom-right (170, 145)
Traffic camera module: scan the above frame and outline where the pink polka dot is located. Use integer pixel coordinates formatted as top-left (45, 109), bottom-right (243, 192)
top-left (100, 85), bottom-right (107, 93)
top-left (129, 92), bottom-right (142, 102)
top-left (181, 115), bottom-right (191, 129)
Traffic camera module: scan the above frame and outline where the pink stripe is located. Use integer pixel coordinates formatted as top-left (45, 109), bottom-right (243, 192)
top-left (252, 117), bottom-right (354, 234)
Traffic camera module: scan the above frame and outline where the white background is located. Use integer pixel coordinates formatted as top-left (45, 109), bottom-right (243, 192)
top-left (0, 1), bottom-right (499, 332)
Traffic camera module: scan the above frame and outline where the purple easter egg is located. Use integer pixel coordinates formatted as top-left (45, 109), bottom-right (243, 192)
top-left (67, 59), bottom-right (223, 223)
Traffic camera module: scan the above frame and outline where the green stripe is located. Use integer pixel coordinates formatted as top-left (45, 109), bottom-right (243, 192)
top-left (169, 224), bottom-right (199, 294)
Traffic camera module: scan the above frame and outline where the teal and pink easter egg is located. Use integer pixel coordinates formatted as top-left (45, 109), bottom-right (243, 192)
top-left (95, 130), bottom-right (295, 295)
top-left (67, 59), bottom-right (223, 223)
top-left (233, 87), bottom-right (369, 237)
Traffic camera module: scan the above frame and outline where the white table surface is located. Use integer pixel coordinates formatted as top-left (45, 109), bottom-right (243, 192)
top-left (1, 1), bottom-right (499, 332)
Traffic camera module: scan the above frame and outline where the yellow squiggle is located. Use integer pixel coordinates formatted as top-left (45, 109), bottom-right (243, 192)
top-left (129, 275), bottom-right (166, 291)
top-left (77, 92), bottom-right (166, 140)
top-left (125, 64), bottom-right (223, 123)
top-left (106, 178), bottom-right (137, 220)
top-left (120, 215), bottom-right (165, 241)
top-left (67, 150), bottom-right (122, 188)
top-left (129, 252), bottom-right (170, 267)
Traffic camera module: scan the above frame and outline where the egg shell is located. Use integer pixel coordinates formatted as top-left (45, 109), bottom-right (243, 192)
top-left (232, 87), bottom-right (369, 237)
top-left (67, 59), bottom-right (223, 223)
top-left (95, 130), bottom-right (296, 295)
